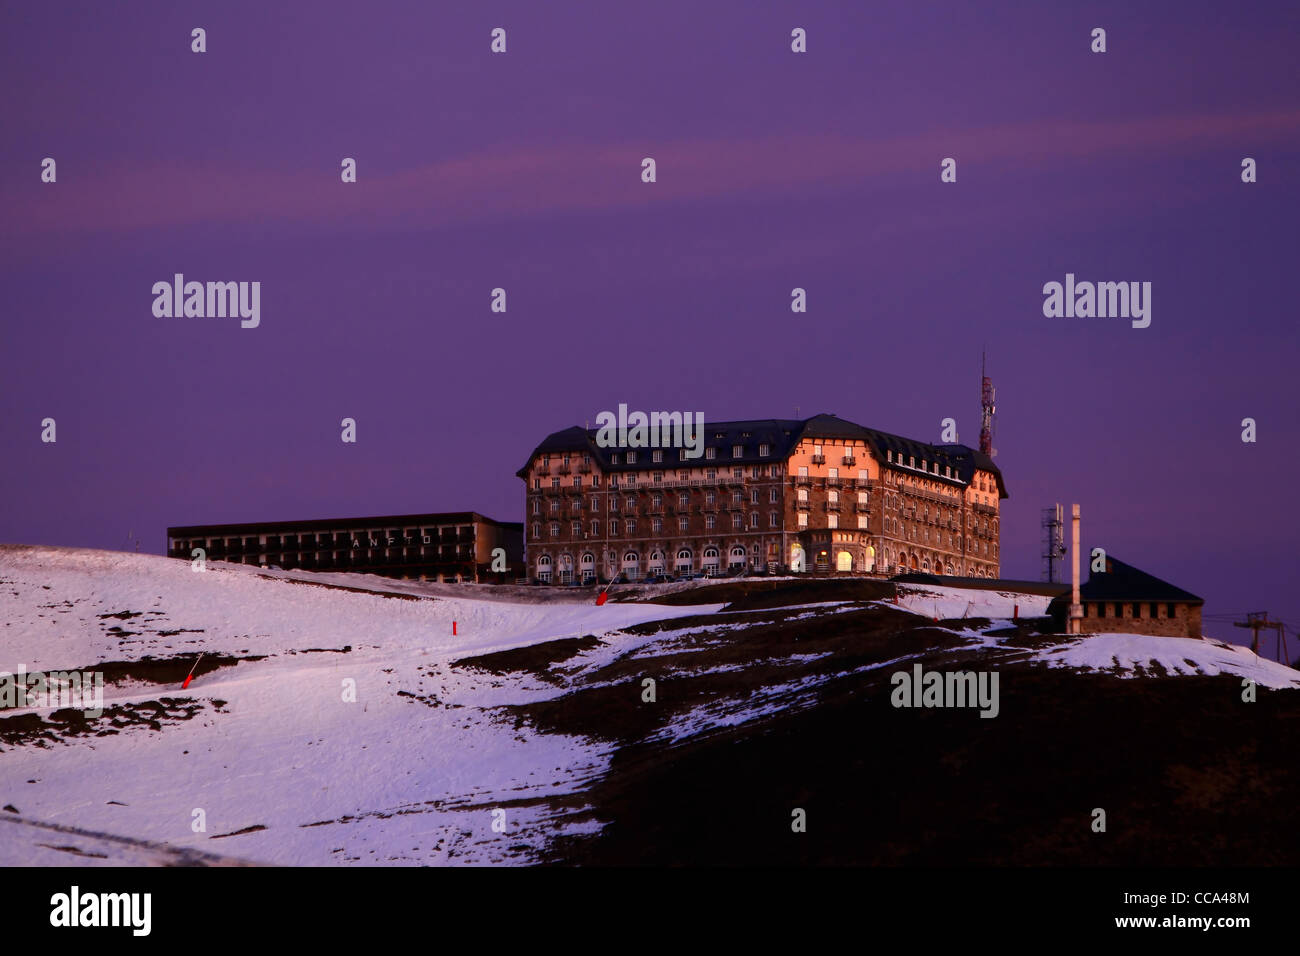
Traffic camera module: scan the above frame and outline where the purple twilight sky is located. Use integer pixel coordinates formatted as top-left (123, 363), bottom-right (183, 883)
top-left (2, 1), bottom-right (1298, 645)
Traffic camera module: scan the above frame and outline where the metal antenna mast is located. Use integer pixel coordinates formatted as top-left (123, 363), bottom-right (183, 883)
top-left (979, 351), bottom-right (996, 457)
top-left (1042, 504), bottom-right (1066, 583)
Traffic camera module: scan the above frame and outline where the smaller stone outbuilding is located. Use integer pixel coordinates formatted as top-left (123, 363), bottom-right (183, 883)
top-left (1048, 556), bottom-right (1203, 639)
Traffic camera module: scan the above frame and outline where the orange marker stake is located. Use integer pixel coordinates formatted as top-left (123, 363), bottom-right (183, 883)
top-left (181, 653), bottom-right (204, 689)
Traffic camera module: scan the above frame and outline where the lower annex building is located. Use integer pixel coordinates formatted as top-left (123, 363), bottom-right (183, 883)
top-left (167, 512), bottom-right (523, 582)
top-left (517, 413), bottom-right (1006, 584)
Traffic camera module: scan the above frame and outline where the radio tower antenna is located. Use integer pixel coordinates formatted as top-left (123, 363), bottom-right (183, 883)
top-left (1042, 504), bottom-right (1066, 583)
top-left (979, 351), bottom-right (996, 457)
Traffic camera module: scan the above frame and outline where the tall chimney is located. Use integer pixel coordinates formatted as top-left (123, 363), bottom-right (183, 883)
top-left (1069, 504), bottom-right (1082, 634)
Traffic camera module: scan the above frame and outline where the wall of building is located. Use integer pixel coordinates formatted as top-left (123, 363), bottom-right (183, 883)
top-left (167, 515), bottom-right (521, 582)
top-left (522, 428), bottom-right (1005, 581)
top-left (1082, 600), bottom-right (1202, 639)
top-left (524, 450), bottom-right (787, 582)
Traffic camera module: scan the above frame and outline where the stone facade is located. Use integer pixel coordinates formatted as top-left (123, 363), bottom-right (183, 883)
top-left (1079, 599), bottom-right (1202, 639)
top-left (518, 414), bottom-right (1006, 583)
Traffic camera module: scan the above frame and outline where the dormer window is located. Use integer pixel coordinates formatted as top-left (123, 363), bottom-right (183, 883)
top-left (732, 444), bottom-right (743, 458)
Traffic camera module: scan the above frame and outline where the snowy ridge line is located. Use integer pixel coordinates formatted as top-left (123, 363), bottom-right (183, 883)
top-left (1032, 632), bottom-right (1300, 689)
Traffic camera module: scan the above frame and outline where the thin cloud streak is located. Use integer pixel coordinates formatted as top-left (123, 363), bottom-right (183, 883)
top-left (6, 109), bottom-right (1295, 236)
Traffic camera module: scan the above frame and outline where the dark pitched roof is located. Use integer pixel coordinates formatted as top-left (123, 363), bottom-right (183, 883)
top-left (168, 512), bottom-right (511, 536)
top-left (516, 417), bottom-right (809, 477)
top-left (1077, 556), bottom-right (1203, 604)
top-left (517, 412), bottom-right (1008, 497)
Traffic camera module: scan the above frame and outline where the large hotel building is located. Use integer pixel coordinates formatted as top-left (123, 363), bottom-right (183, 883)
top-left (517, 413), bottom-right (1005, 584)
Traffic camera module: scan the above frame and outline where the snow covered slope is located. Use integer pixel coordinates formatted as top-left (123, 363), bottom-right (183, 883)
top-left (2, 545), bottom-right (1294, 866)
top-left (0, 545), bottom-right (719, 865)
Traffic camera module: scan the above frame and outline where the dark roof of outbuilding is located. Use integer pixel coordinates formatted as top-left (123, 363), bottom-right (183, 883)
top-left (168, 512), bottom-right (515, 536)
top-left (1078, 556), bottom-right (1203, 604)
top-left (517, 412), bottom-right (1008, 497)
top-left (1045, 556), bottom-right (1203, 607)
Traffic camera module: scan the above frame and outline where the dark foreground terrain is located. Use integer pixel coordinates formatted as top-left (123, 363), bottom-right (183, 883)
top-left (456, 580), bottom-right (1300, 866)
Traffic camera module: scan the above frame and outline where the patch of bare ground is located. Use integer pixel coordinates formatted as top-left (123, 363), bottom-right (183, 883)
top-left (504, 605), bottom-right (973, 747)
top-left (0, 697), bottom-right (208, 749)
top-left (539, 640), bottom-right (1300, 865)
top-left (622, 578), bottom-right (898, 610)
top-left (452, 636), bottom-right (604, 684)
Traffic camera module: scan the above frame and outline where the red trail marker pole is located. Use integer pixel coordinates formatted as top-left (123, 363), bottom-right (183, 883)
top-left (181, 654), bottom-right (204, 690)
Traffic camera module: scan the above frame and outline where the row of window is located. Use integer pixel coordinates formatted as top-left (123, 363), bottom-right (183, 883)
top-left (171, 528), bottom-right (473, 551)
top-left (533, 463), bottom-right (786, 490)
top-left (885, 448), bottom-right (960, 481)
top-left (1086, 602), bottom-right (1180, 619)
top-left (891, 549), bottom-right (996, 577)
top-left (608, 442), bottom-right (773, 464)
top-left (532, 487), bottom-right (784, 514)
top-left (532, 544), bottom-right (766, 582)
top-left (533, 511), bottom-right (789, 538)
top-left (543, 443), bottom-right (776, 470)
